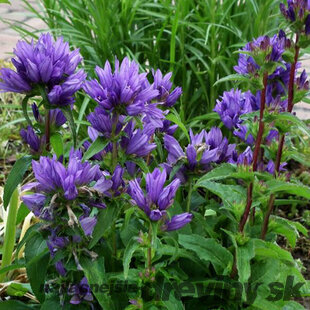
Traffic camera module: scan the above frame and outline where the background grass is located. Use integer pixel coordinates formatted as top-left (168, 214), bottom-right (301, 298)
top-left (6, 0), bottom-right (282, 122)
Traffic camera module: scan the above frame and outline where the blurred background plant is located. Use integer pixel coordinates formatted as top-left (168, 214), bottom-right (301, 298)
top-left (3, 0), bottom-right (282, 122)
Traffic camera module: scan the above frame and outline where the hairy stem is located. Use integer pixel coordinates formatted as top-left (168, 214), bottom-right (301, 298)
top-left (0, 188), bottom-right (19, 282)
top-left (261, 35), bottom-right (300, 240)
top-left (239, 72), bottom-right (268, 233)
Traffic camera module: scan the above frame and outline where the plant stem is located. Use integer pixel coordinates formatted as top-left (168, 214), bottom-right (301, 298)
top-left (252, 72), bottom-right (269, 172)
top-left (0, 188), bottom-right (19, 282)
top-left (186, 178), bottom-right (193, 213)
top-left (147, 223), bottom-right (152, 271)
top-left (239, 72), bottom-right (268, 233)
top-left (45, 109), bottom-right (51, 151)
top-left (261, 35), bottom-right (300, 240)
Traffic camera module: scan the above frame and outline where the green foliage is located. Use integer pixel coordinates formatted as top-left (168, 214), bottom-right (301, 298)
top-left (12, 0), bottom-right (282, 119)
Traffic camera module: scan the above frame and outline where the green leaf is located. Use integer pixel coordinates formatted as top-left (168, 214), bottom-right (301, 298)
top-left (16, 203), bottom-right (30, 225)
top-left (253, 239), bottom-right (294, 264)
top-left (162, 291), bottom-right (185, 310)
top-left (50, 133), bottom-right (63, 158)
top-left (195, 180), bottom-right (246, 206)
top-left (268, 216), bottom-right (300, 248)
top-left (123, 238), bottom-right (140, 280)
top-left (82, 136), bottom-right (108, 161)
top-left (89, 207), bottom-right (120, 249)
top-left (25, 231), bottom-right (49, 303)
top-left (80, 256), bottom-right (114, 309)
top-left (197, 163), bottom-right (237, 182)
top-left (6, 283), bottom-right (30, 297)
top-left (267, 112), bottom-right (310, 137)
top-left (166, 112), bottom-right (189, 142)
top-left (204, 209), bottom-right (217, 217)
top-left (178, 234), bottom-right (233, 275)
top-left (213, 73), bottom-right (250, 86)
top-left (0, 301), bottom-right (36, 310)
top-left (236, 239), bottom-right (255, 284)
top-left (266, 180), bottom-right (310, 200)
top-left (61, 106), bottom-right (76, 147)
top-left (0, 262), bottom-right (25, 275)
top-left (3, 155), bottom-right (32, 210)
top-left (130, 157), bottom-right (150, 173)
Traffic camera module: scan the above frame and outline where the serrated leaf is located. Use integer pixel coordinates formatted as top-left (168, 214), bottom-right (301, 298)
top-left (123, 238), bottom-right (140, 279)
top-left (268, 216), bottom-right (299, 248)
top-left (253, 239), bottom-right (294, 264)
top-left (3, 155), bottom-right (32, 209)
top-left (178, 234), bottom-right (233, 275)
top-left (195, 180), bottom-right (246, 206)
top-left (236, 239), bottom-right (255, 284)
top-left (266, 180), bottom-right (310, 200)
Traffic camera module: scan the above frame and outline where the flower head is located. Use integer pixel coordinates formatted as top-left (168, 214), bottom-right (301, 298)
top-left (22, 149), bottom-right (101, 215)
top-left (128, 168), bottom-right (182, 222)
top-left (83, 57), bottom-right (159, 115)
top-left (0, 33), bottom-right (85, 107)
top-left (234, 33), bottom-right (287, 76)
top-left (20, 126), bottom-right (42, 153)
top-left (164, 127), bottom-right (236, 174)
top-left (152, 69), bottom-right (182, 107)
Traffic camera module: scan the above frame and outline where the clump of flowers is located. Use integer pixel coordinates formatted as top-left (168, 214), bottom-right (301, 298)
top-left (0, 33), bottom-right (85, 107)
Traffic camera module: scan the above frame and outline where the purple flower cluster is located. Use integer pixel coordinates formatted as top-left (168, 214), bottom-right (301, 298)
top-left (152, 69), bottom-right (182, 107)
top-left (84, 58), bottom-right (158, 116)
top-left (0, 33), bottom-right (86, 106)
top-left (234, 32), bottom-right (287, 76)
top-left (163, 128), bottom-right (236, 181)
top-left (22, 149), bottom-right (101, 211)
top-left (280, 0), bottom-right (310, 34)
top-left (128, 168), bottom-right (192, 230)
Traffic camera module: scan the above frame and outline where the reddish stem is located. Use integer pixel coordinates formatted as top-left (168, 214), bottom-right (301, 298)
top-left (239, 72), bottom-right (268, 233)
top-left (252, 73), bottom-right (269, 172)
top-left (261, 35), bottom-right (300, 240)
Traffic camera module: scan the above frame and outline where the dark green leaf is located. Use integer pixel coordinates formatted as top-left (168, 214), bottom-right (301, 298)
top-left (3, 155), bottom-right (32, 209)
top-left (123, 238), bottom-right (140, 280)
top-left (25, 231), bottom-right (49, 302)
top-left (89, 206), bottom-right (119, 249)
top-left (236, 239), bottom-right (255, 284)
top-left (80, 256), bottom-right (114, 309)
top-left (0, 301), bottom-right (36, 310)
top-left (178, 234), bottom-right (233, 275)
